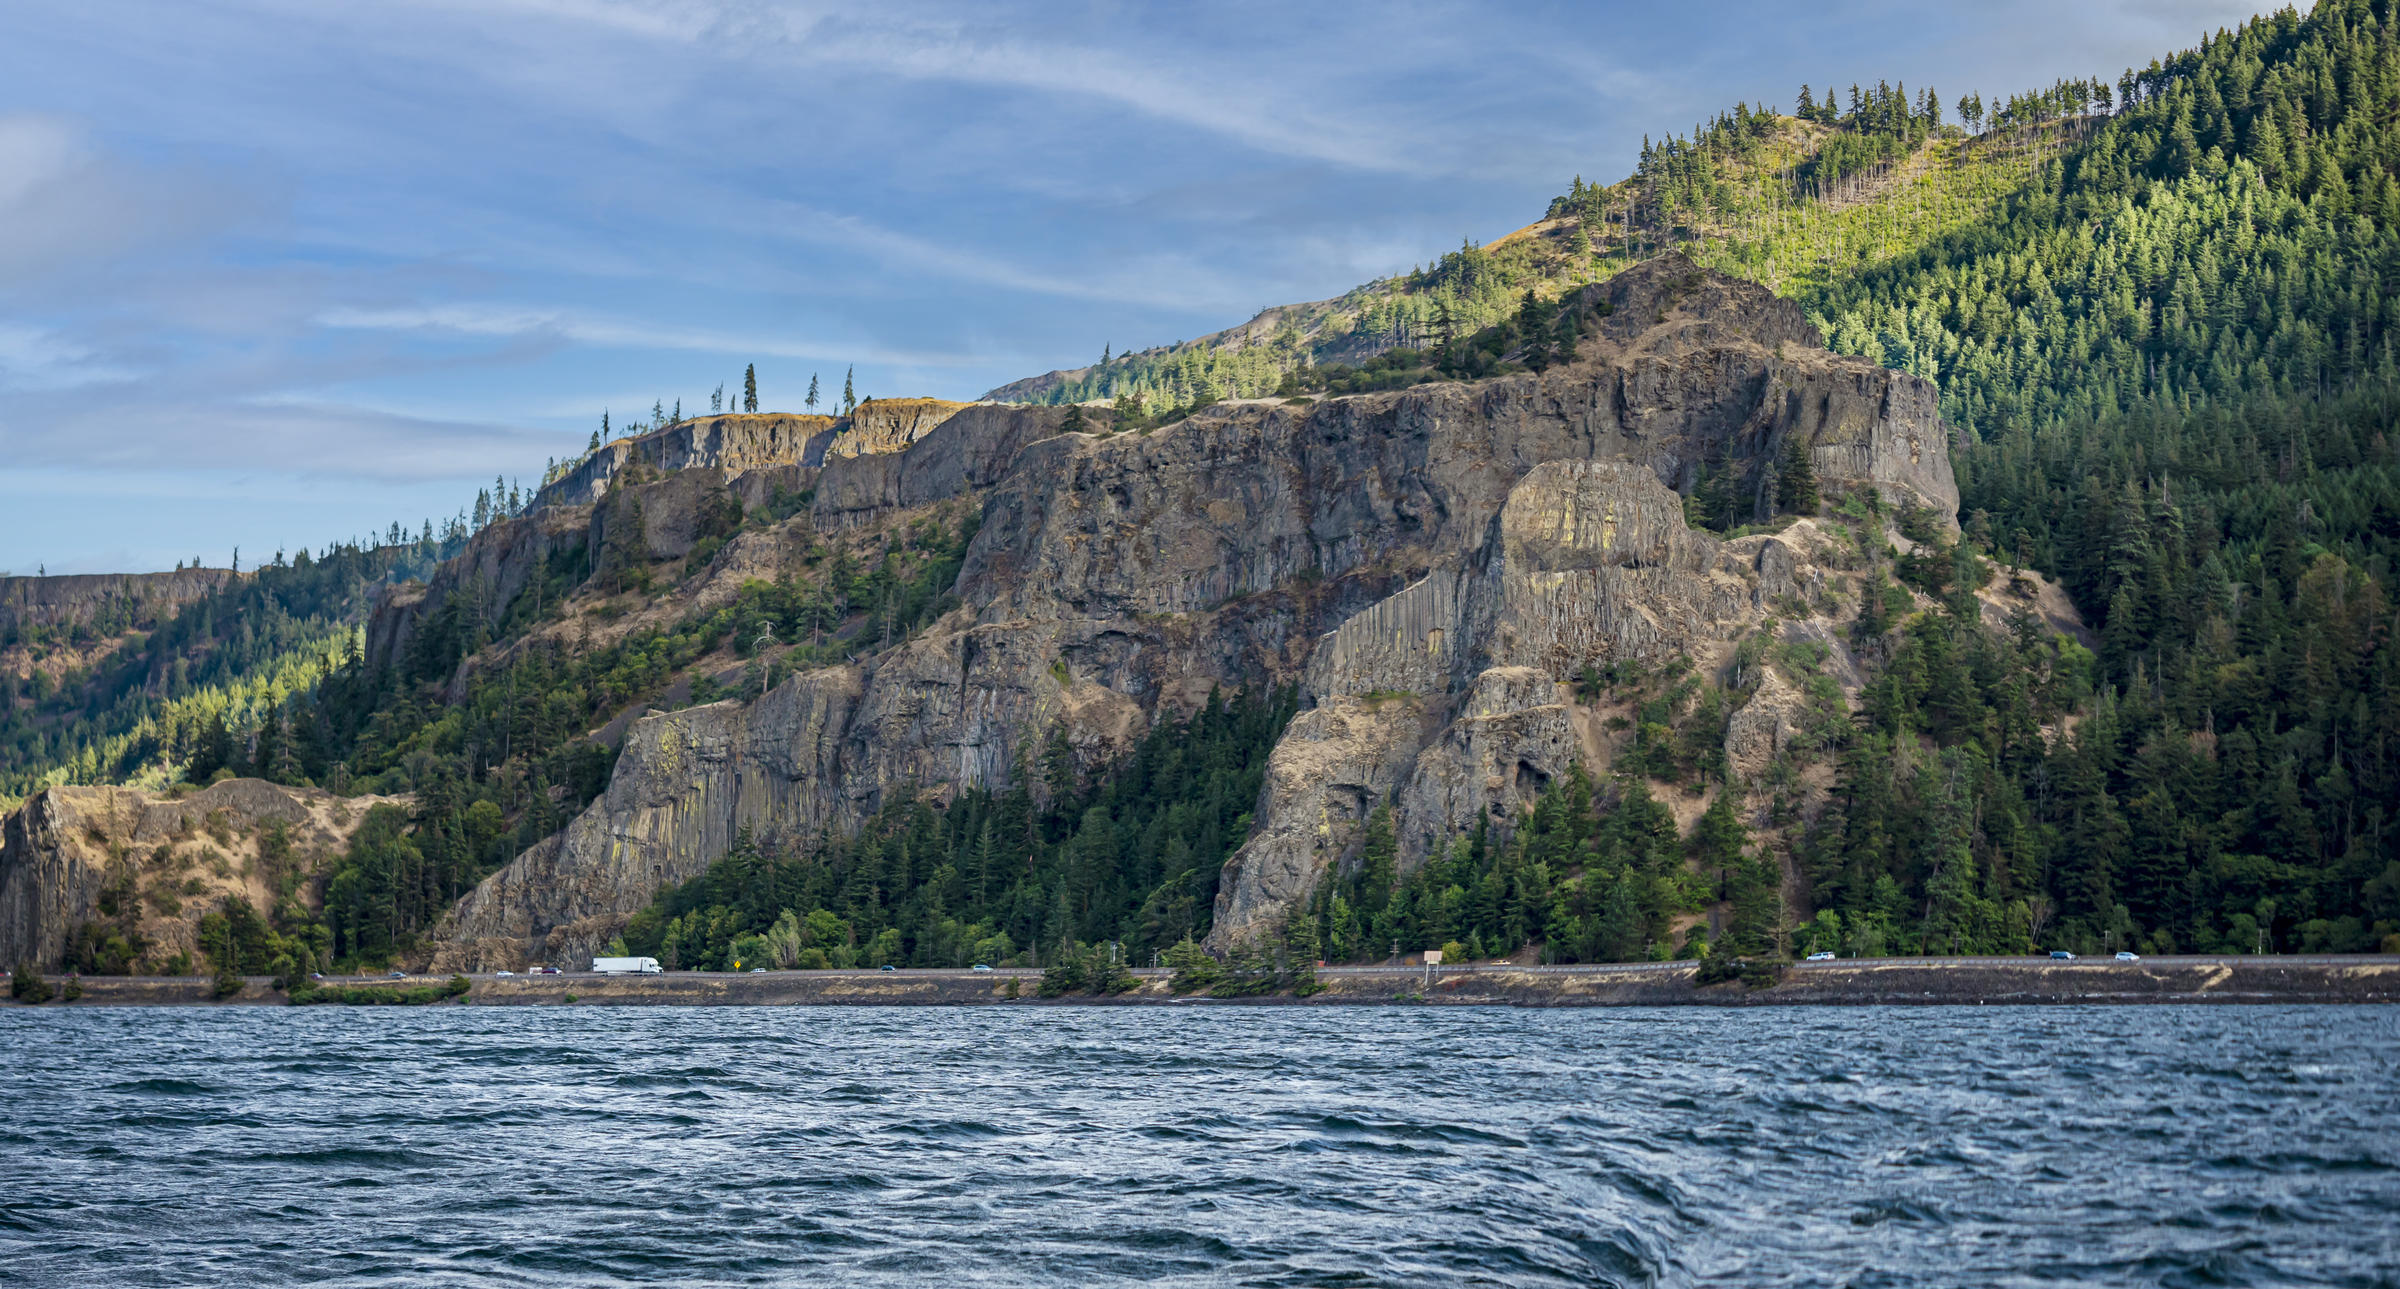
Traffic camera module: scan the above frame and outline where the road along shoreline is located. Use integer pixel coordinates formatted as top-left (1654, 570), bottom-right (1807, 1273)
top-left (11, 957), bottom-right (2398, 1007)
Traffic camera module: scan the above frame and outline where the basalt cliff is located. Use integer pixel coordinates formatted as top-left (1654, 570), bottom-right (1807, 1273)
top-left (1, 257), bottom-right (1981, 972)
top-left (402, 256), bottom-right (1962, 969)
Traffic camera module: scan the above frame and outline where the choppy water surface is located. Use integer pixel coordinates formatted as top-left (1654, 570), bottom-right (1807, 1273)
top-left (2, 1005), bottom-right (2395, 1287)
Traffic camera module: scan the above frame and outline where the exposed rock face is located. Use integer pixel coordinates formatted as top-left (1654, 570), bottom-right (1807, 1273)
top-left (365, 504), bottom-right (590, 672)
top-left (370, 403), bottom-right (1082, 677)
top-left (535, 413), bottom-right (838, 511)
top-left (425, 670), bottom-right (862, 971)
top-left (0, 779), bottom-right (403, 969)
top-left (1210, 459), bottom-right (1808, 945)
top-left (0, 569), bottom-right (236, 638)
top-left (812, 403), bottom-right (1084, 523)
top-left (821, 398), bottom-right (974, 461)
top-left (422, 255), bottom-right (1962, 964)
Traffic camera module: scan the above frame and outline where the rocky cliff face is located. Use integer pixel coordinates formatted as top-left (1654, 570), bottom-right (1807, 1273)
top-left (821, 398), bottom-right (974, 462)
top-left (535, 413), bottom-right (840, 511)
top-left (416, 256), bottom-right (1962, 968)
top-left (531, 400), bottom-right (984, 515)
top-left (0, 569), bottom-right (236, 639)
top-left (0, 779), bottom-right (402, 969)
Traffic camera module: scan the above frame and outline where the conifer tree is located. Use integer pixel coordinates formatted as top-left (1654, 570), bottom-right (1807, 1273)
top-left (1776, 439), bottom-right (1821, 515)
top-left (841, 367), bottom-right (855, 415)
top-left (743, 364), bottom-right (758, 412)
top-left (805, 372), bottom-right (819, 412)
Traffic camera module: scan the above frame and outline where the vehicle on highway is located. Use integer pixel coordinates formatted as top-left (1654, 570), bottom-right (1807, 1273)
top-left (388, 969), bottom-right (407, 978)
top-left (535, 966), bottom-right (559, 975)
top-left (971, 964), bottom-right (993, 972)
top-left (591, 956), bottom-right (664, 974)
top-left (750, 967), bottom-right (767, 973)
top-left (1805, 951), bottom-right (1836, 961)
top-left (2115, 951), bottom-right (2141, 962)
top-left (308, 972), bottom-right (324, 980)
top-left (880, 964), bottom-right (897, 971)
top-left (494, 970), bottom-right (515, 977)
top-left (2050, 950), bottom-right (2076, 960)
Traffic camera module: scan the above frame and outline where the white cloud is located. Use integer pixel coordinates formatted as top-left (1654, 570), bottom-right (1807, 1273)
top-left (0, 113), bottom-right (253, 285)
top-left (772, 17), bottom-right (1425, 174)
top-left (0, 324), bottom-right (139, 391)
top-left (313, 301), bottom-right (984, 367)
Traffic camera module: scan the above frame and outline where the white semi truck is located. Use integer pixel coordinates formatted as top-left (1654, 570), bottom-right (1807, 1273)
top-left (590, 956), bottom-right (663, 974)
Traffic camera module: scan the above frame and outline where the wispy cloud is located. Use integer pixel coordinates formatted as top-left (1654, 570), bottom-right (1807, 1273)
top-left (773, 17), bottom-right (1426, 175)
top-left (0, 0), bottom-right (2287, 574)
top-left (0, 324), bottom-right (139, 391)
top-left (314, 302), bottom-right (984, 367)
top-left (0, 114), bottom-right (256, 286)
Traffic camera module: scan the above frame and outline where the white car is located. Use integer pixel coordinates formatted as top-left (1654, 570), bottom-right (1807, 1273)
top-left (971, 964), bottom-right (993, 972)
top-left (2114, 951), bottom-right (2140, 962)
top-left (1805, 951), bottom-right (1836, 961)
top-left (494, 970), bottom-right (515, 977)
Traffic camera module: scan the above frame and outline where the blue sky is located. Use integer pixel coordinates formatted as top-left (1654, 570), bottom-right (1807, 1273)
top-left (0, 0), bottom-right (2269, 575)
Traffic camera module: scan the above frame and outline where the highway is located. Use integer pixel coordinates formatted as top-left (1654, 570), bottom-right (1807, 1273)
top-left (58, 954), bottom-right (2380, 989)
top-left (389, 954), bottom-right (2389, 982)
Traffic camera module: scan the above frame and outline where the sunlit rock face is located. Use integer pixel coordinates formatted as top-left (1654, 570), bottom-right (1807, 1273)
top-left (412, 255), bottom-right (1958, 965)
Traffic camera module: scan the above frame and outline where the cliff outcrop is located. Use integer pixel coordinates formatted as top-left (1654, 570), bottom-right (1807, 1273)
top-left (1, 569), bottom-right (236, 643)
top-left (821, 398), bottom-right (974, 461)
top-left (529, 399), bottom-right (980, 517)
top-left (417, 256), bottom-right (1966, 968)
top-left (0, 779), bottom-right (403, 969)
top-left (534, 413), bottom-right (839, 511)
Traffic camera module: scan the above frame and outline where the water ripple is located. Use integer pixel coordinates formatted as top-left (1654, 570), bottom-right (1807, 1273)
top-left (1, 1005), bottom-right (2395, 1287)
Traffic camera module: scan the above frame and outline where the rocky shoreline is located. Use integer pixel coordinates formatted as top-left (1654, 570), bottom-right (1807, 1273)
top-left (12, 957), bottom-right (2396, 1008)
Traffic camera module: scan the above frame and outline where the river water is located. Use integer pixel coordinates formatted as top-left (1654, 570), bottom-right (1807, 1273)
top-left (1, 1005), bottom-right (2394, 1287)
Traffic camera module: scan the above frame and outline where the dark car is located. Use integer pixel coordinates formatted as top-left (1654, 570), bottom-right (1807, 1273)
top-left (2049, 950), bottom-right (2076, 960)
top-left (880, 964), bottom-right (897, 971)
top-left (388, 969), bottom-right (408, 978)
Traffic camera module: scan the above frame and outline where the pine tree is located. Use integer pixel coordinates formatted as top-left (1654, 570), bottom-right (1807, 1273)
top-left (743, 364), bottom-right (758, 413)
top-left (842, 366), bottom-right (856, 415)
top-left (805, 372), bottom-right (819, 412)
top-left (1776, 438), bottom-right (1821, 514)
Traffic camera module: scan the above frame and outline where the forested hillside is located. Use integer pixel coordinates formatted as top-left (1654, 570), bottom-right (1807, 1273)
top-left (1001, 0), bottom-right (2400, 960)
top-left (0, 543), bottom-right (454, 807)
top-left (12, 1), bottom-right (2396, 977)
top-left (598, 0), bottom-right (2400, 969)
top-left (1792, 3), bottom-right (2400, 957)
